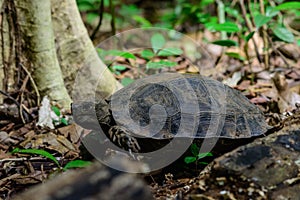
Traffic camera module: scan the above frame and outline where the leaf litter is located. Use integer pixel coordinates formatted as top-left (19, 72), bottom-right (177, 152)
top-left (0, 30), bottom-right (300, 199)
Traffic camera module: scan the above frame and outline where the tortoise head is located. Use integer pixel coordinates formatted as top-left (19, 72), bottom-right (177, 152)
top-left (71, 99), bottom-right (110, 130)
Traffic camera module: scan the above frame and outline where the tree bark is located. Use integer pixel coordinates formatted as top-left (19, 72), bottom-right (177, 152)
top-left (51, 0), bottom-right (122, 101)
top-left (15, 0), bottom-right (71, 108)
top-left (0, 0), bottom-right (17, 103)
top-left (1, 0), bottom-right (120, 108)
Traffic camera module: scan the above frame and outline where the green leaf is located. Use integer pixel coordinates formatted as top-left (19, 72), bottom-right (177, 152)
top-left (205, 22), bottom-right (239, 33)
top-left (245, 31), bottom-right (255, 42)
top-left (151, 33), bottom-right (166, 53)
top-left (141, 49), bottom-right (155, 60)
top-left (63, 160), bottom-right (92, 171)
top-left (275, 2), bottom-right (300, 10)
top-left (96, 48), bottom-right (108, 60)
top-left (119, 4), bottom-right (141, 16)
top-left (157, 48), bottom-right (183, 56)
top-left (120, 52), bottom-right (136, 60)
top-left (121, 52), bottom-right (136, 59)
top-left (86, 13), bottom-right (99, 25)
top-left (77, 1), bottom-right (94, 12)
top-left (212, 40), bottom-right (238, 47)
top-left (146, 60), bottom-right (177, 69)
top-left (198, 162), bottom-right (209, 165)
top-left (60, 118), bottom-right (68, 126)
top-left (225, 52), bottom-right (245, 61)
top-left (297, 39), bottom-right (300, 46)
top-left (106, 50), bottom-right (136, 60)
top-left (266, 7), bottom-right (279, 17)
top-left (200, 0), bottom-right (214, 7)
top-left (225, 7), bottom-right (243, 22)
top-left (254, 14), bottom-right (271, 29)
top-left (51, 106), bottom-right (60, 117)
top-left (184, 156), bottom-right (197, 164)
top-left (121, 77), bottom-right (134, 86)
top-left (273, 26), bottom-right (294, 43)
top-left (190, 143), bottom-right (200, 157)
top-left (112, 65), bottom-right (127, 71)
top-left (197, 152), bottom-right (213, 160)
top-left (132, 15), bottom-right (152, 27)
top-left (11, 148), bottom-right (60, 167)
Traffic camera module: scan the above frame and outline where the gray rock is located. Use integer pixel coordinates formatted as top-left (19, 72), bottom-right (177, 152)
top-left (189, 123), bottom-right (300, 200)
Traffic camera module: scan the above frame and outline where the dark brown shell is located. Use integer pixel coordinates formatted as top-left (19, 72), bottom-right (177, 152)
top-left (110, 73), bottom-right (270, 139)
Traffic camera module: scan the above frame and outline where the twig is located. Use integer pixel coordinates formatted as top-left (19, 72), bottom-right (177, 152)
top-left (239, 0), bottom-right (253, 30)
top-left (247, 0), bottom-right (256, 28)
top-left (90, 0), bottom-right (104, 40)
top-left (109, 0), bottom-right (116, 35)
top-left (267, 37), bottom-right (290, 68)
top-left (19, 75), bottom-right (29, 123)
top-left (216, 0), bottom-right (226, 40)
top-left (259, 0), bottom-right (269, 70)
top-left (0, 157), bottom-right (54, 163)
top-left (239, 0), bottom-right (262, 64)
top-left (19, 63), bottom-right (40, 106)
top-left (0, 89), bottom-right (31, 122)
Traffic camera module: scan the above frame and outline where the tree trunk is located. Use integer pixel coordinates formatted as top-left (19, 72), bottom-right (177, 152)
top-left (51, 0), bottom-right (122, 101)
top-left (1, 0), bottom-right (120, 109)
top-left (15, 0), bottom-right (71, 108)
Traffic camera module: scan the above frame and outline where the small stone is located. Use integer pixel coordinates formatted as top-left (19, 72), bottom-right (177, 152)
top-left (258, 190), bottom-right (265, 197)
top-left (220, 190), bottom-right (227, 195)
top-left (183, 185), bottom-right (190, 191)
top-left (247, 187), bottom-right (255, 196)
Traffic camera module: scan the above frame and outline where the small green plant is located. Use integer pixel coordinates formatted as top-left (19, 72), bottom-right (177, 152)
top-left (76, 0), bottom-right (104, 25)
top-left (11, 147), bottom-right (60, 167)
top-left (97, 33), bottom-right (183, 85)
top-left (11, 148), bottom-right (92, 170)
top-left (52, 106), bottom-right (68, 126)
top-left (184, 143), bottom-right (213, 165)
top-left (142, 33), bottom-right (183, 69)
top-left (163, 0), bottom-right (214, 29)
top-left (205, 1), bottom-right (300, 59)
top-left (76, 0), bottom-right (151, 32)
top-left (62, 160), bottom-right (92, 171)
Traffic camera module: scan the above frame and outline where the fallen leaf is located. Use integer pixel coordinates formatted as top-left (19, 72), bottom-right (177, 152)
top-left (58, 124), bottom-right (80, 144)
top-left (37, 96), bottom-right (55, 129)
top-left (20, 132), bottom-right (75, 154)
top-left (272, 73), bottom-right (300, 111)
top-left (223, 71), bottom-right (242, 87)
top-left (0, 131), bottom-right (18, 144)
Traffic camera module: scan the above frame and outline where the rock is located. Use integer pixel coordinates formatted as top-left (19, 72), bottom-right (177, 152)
top-left (189, 122), bottom-right (300, 200)
top-left (13, 158), bottom-right (153, 200)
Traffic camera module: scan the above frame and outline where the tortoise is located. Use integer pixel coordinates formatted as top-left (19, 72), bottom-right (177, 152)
top-left (72, 73), bottom-right (270, 154)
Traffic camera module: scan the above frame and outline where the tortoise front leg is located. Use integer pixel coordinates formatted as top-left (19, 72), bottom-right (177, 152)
top-left (108, 126), bottom-right (141, 153)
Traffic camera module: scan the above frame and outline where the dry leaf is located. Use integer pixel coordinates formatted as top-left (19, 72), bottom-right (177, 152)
top-left (223, 71), bottom-right (242, 87)
top-left (37, 96), bottom-right (55, 129)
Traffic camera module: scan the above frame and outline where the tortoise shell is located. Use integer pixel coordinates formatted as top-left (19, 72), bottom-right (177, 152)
top-left (108, 73), bottom-right (269, 139)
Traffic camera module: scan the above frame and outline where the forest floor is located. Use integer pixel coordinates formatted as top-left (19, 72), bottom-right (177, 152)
top-left (0, 30), bottom-right (300, 199)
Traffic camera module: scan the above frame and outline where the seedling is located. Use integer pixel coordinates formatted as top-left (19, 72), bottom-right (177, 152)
top-left (52, 106), bottom-right (68, 126)
top-left (11, 148), bottom-right (92, 170)
top-left (97, 33), bottom-right (183, 86)
top-left (184, 143), bottom-right (213, 165)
